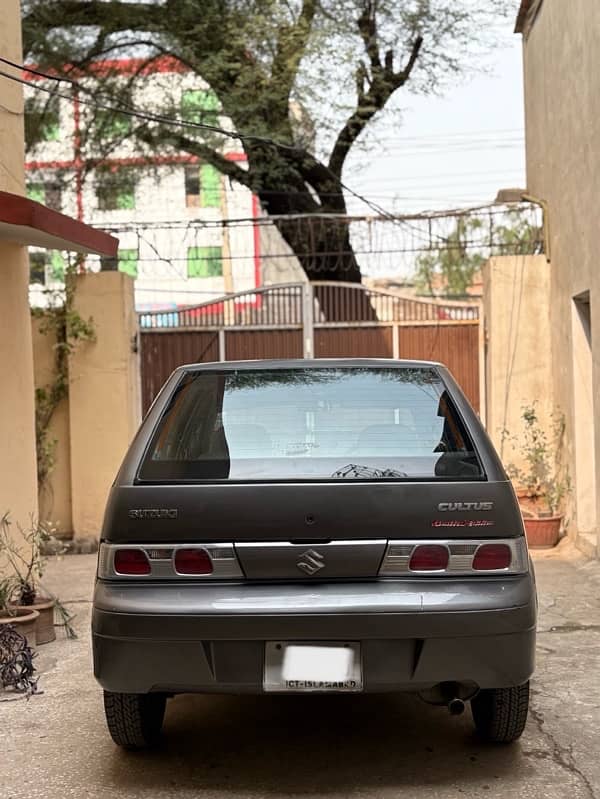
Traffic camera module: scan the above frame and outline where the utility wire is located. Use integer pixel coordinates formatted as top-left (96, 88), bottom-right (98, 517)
top-left (0, 56), bottom-right (403, 224)
top-left (1, 56), bottom-right (529, 244)
top-left (2, 55), bottom-right (495, 237)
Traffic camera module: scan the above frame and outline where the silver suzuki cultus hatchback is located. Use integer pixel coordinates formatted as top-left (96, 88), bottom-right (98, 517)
top-left (93, 359), bottom-right (536, 748)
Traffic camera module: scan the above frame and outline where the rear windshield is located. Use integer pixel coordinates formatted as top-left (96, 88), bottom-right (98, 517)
top-left (138, 367), bottom-right (484, 482)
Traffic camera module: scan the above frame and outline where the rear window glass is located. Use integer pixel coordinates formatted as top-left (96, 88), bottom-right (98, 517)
top-left (138, 368), bottom-right (484, 482)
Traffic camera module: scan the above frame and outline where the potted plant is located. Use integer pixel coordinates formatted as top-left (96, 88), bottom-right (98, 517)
top-left (504, 405), bottom-right (571, 548)
top-left (0, 622), bottom-right (39, 696)
top-left (0, 576), bottom-right (39, 651)
top-left (0, 512), bottom-right (74, 644)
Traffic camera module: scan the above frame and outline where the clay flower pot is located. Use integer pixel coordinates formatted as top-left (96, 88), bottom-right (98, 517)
top-left (523, 515), bottom-right (562, 549)
top-left (10, 596), bottom-right (56, 644)
top-left (0, 607), bottom-right (39, 651)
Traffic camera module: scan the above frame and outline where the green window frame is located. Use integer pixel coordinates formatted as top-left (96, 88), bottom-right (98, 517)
top-left (48, 251), bottom-right (66, 282)
top-left (27, 183), bottom-right (45, 204)
top-left (118, 249), bottom-right (138, 279)
top-left (29, 250), bottom-right (65, 285)
top-left (27, 181), bottom-right (62, 211)
top-left (187, 246), bottom-right (223, 278)
top-left (181, 89), bottom-right (220, 130)
top-left (184, 164), bottom-right (201, 206)
top-left (96, 170), bottom-right (136, 211)
top-left (96, 110), bottom-right (132, 140)
top-left (29, 252), bottom-right (46, 285)
top-left (200, 164), bottom-right (221, 208)
top-left (24, 97), bottom-right (60, 143)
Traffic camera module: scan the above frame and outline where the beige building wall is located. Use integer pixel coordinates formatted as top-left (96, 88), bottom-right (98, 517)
top-left (259, 224), bottom-right (306, 285)
top-left (483, 256), bottom-right (553, 474)
top-left (69, 272), bottom-right (140, 538)
top-left (31, 317), bottom-right (73, 536)
top-left (0, 1), bottom-right (39, 537)
top-left (520, 0), bottom-right (600, 555)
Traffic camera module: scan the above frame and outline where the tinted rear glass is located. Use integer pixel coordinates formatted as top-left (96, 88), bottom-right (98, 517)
top-left (138, 368), bottom-right (484, 481)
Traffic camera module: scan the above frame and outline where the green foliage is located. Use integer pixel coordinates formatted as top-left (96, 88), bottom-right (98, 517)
top-left (415, 217), bottom-right (485, 297)
top-left (503, 404), bottom-right (571, 517)
top-left (0, 511), bottom-right (57, 604)
top-left (34, 263), bottom-right (96, 491)
top-left (493, 209), bottom-right (544, 255)
top-left (0, 576), bottom-right (17, 616)
top-left (414, 212), bottom-right (544, 298)
top-left (22, 0), bottom-right (511, 283)
top-left (0, 512), bottom-right (77, 638)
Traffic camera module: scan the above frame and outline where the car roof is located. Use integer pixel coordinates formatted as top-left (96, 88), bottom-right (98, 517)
top-left (176, 358), bottom-right (444, 372)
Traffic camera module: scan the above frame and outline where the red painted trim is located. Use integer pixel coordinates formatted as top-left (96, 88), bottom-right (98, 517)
top-left (73, 89), bottom-right (84, 222)
top-left (0, 191), bottom-right (118, 256)
top-left (26, 159), bottom-right (78, 171)
top-left (25, 56), bottom-right (190, 80)
top-left (252, 194), bottom-right (261, 289)
top-left (26, 153), bottom-right (247, 171)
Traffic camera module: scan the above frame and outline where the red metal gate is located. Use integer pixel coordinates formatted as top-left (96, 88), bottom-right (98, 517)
top-left (139, 282), bottom-right (481, 413)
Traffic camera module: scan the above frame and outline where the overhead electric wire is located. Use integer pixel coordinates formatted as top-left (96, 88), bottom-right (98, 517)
top-left (1, 55), bottom-right (498, 237)
top-left (2, 54), bottom-right (534, 253)
top-left (0, 56), bottom-right (405, 224)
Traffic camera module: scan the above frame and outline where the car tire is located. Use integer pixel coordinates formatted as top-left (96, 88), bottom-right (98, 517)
top-left (103, 691), bottom-right (167, 749)
top-left (471, 682), bottom-right (530, 743)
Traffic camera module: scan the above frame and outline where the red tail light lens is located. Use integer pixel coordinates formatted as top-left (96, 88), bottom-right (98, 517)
top-left (409, 544), bottom-right (449, 571)
top-left (114, 548), bottom-right (151, 575)
top-left (473, 544), bottom-right (512, 571)
top-left (174, 548), bottom-right (213, 575)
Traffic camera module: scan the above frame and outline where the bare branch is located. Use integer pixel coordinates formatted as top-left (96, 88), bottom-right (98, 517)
top-left (270, 0), bottom-right (317, 112)
top-left (136, 127), bottom-right (252, 189)
top-left (328, 33), bottom-right (423, 177)
top-left (398, 35), bottom-right (424, 82)
top-left (357, 1), bottom-right (381, 70)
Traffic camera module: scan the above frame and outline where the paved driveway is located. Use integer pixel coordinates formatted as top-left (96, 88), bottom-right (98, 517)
top-left (2, 542), bottom-right (599, 799)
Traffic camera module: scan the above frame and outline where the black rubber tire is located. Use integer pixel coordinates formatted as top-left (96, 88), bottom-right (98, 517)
top-left (471, 682), bottom-right (530, 743)
top-left (103, 691), bottom-right (167, 750)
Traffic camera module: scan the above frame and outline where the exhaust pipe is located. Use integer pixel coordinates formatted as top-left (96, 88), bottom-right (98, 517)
top-left (448, 698), bottom-right (465, 716)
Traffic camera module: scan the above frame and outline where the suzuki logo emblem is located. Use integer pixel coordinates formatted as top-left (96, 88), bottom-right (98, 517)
top-left (297, 549), bottom-right (325, 576)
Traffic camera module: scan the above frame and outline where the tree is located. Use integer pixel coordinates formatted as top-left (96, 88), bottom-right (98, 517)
top-left (22, 0), bottom-right (509, 315)
top-left (415, 217), bottom-right (485, 298)
top-left (414, 211), bottom-right (544, 298)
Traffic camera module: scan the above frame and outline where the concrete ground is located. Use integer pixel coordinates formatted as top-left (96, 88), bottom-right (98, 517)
top-left (2, 541), bottom-right (599, 799)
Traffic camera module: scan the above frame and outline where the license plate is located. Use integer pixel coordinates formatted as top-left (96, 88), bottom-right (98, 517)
top-left (263, 642), bottom-right (363, 692)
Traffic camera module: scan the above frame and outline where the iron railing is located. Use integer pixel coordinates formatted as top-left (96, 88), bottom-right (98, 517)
top-left (139, 281), bottom-right (479, 330)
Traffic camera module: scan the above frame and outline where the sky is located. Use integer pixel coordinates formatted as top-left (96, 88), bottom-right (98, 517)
top-left (344, 22), bottom-right (526, 216)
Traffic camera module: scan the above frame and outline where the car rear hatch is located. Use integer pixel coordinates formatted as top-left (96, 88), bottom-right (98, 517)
top-left (101, 363), bottom-right (525, 580)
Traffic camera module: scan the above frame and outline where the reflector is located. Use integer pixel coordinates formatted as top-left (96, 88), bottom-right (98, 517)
top-left (473, 544), bottom-right (512, 571)
top-left (409, 544), bottom-right (449, 571)
top-left (114, 548), bottom-right (151, 575)
top-left (174, 548), bottom-right (213, 575)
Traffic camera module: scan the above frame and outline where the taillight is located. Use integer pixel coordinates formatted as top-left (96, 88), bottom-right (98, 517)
top-left (473, 544), bottom-right (512, 571)
top-left (98, 542), bottom-right (242, 580)
top-left (114, 548), bottom-right (151, 575)
top-left (409, 544), bottom-right (449, 571)
top-left (378, 537), bottom-right (528, 576)
top-left (174, 548), bottom-right (213, 575)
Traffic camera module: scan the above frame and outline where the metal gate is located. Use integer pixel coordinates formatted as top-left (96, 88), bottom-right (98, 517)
top-left (139, 282), bottom-right (481, 413)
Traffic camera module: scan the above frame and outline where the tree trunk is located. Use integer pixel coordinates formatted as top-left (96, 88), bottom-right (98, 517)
top-left (261, 196), bottom-right (378, 322)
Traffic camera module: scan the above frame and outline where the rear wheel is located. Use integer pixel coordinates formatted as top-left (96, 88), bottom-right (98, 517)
top-left (471, 682), bottom-right (530, 743)
top-left (103, 691), bottom-right (166, 749)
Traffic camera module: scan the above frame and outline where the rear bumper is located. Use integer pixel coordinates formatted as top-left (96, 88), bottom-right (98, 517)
top-left (92, 576), bottom-right (537, 694)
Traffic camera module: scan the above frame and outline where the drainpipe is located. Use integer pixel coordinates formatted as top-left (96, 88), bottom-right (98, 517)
top-left (521, 193), bottom-right (551, 262)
